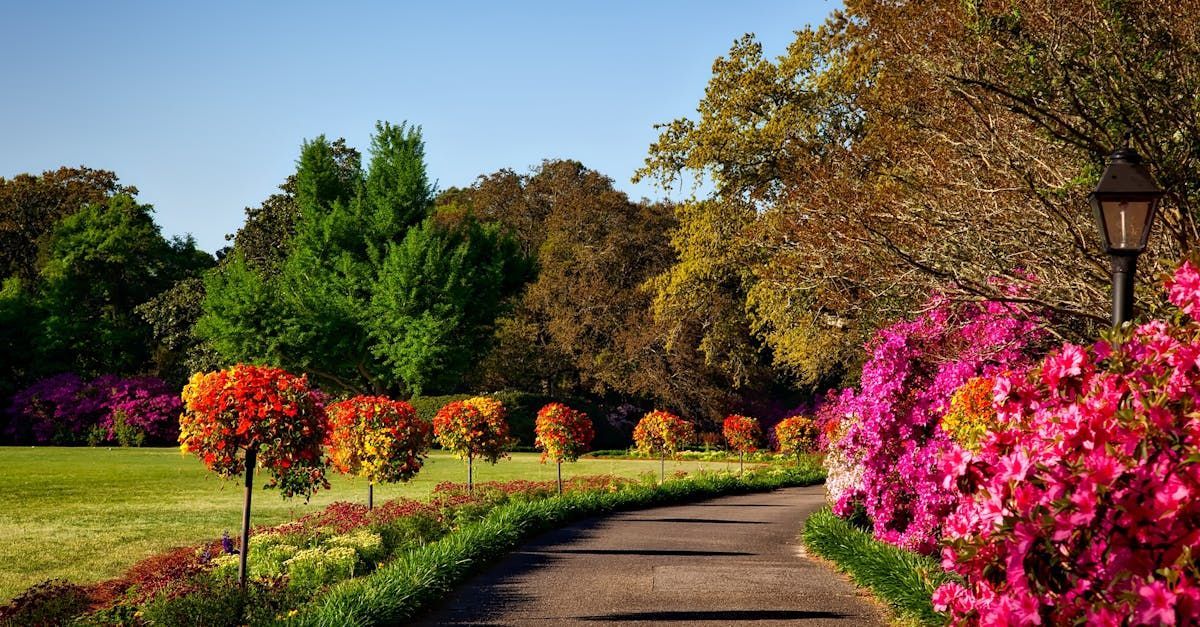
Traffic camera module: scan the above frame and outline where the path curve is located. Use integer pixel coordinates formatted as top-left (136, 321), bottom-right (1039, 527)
top-left (415, 485), bottom-right (886, 626)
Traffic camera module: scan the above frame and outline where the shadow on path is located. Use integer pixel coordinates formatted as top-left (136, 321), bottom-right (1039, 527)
top-left (538, 548), bottom-right (756, 557)
top-left (623, 517), bottom-right (768, 524)
top-left (577, 610), bottom-right (851, 622)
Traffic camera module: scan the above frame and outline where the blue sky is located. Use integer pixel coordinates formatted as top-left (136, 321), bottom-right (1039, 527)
top-left (2, 1), bottom-right (837, 253)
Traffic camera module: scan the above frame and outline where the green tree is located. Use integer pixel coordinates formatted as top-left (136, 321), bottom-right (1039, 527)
top-left (200, 122), bottom-right (524, 396)
top-left (0, 167), bottom-right (133, 284)
top-left (368, 216), bottom-right (526, 395)
top-left (36, 194), bottom-right (214, 376)
top-left (226, 138), bottom-right (362, 274)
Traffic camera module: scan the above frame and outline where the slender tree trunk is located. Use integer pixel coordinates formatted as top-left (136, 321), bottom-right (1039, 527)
top-left (468, 454), bottom-right (474, 495)
top-left (368, 482), bottom-right (374, 511)
top-left (238, 447), bottom-right (257, 593)
top-left (557, 461), bottom-right (563, 496)
top-left (739, 451), bottom-right (744, 476)
top-left (660, 454), bottom-right (665, 484)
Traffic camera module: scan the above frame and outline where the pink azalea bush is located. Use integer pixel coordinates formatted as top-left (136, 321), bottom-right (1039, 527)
top-left (935, 261), bottom-right (1200, 625)
top-left (824, 293), bottom-right (1045, 553)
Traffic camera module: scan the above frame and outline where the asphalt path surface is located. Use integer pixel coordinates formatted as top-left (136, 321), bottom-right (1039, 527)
top-left (415, 484), bottom-right (886, 626)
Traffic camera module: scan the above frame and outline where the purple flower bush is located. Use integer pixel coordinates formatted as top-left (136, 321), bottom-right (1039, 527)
top-left (4, 374), bottom-right (181, 445)
top-left (822, 292), bottom-right (1046, 553)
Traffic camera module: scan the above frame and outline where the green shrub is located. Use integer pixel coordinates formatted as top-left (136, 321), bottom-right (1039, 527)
top-left (802, 508), bottom-right (951, 626)
top-left (285, 547), bottom-right (359, 591)
top-left (372, 511), bottom-right (448, 552)
top-left (327, 531), bottom-right (386, 564)
top-left (137, 571), bottom-right (297, 626)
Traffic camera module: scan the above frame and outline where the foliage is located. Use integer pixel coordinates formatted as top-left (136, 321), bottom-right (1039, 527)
top-left (35, 194), bottom-right (214, 378)
top-left (366, 216), bottom-right (527, 395)
top-left (226, 138), bottom-right (361, 274)
top-left (457, 160), bottom-right (728, 415)
top-left (432, 398), bottom-right (512, 464)
top-left (803, 508), bottom-right (950, 626)
top-left (632, 410), bottom-right (695, 458)
top-left (199, 124), bottom-right (526, 398)
top-left (326, 396), bottom-right (431, 485)
top-left (0, 166), bottom-right (132, 285)
top-left (638, 1), bottom-right (1200, 394)
top-left (135, 277), bottom-right (222, 385)
top-left (721, 414), bottom-right (762, 454)
top-left (178, 364), bottom-right (328, 499)
top-left (826, 292), bottom-right (1045, 553)
top-left (533, 402), bottom-right (595, 463)
top-left (935, 262), bottom-right (1200, 625)
top-left (4, 373), bottom-right (181, 445)
top-left (773, 415), bottom-right (817, 457)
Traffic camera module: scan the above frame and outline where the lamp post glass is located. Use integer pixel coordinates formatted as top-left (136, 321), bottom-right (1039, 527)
top-left (1087, 147), bottom-right (1164, 325)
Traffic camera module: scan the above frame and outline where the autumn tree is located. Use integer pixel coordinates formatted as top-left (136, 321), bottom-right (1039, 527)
top-left (641, 2), bottom-right (1200, 384)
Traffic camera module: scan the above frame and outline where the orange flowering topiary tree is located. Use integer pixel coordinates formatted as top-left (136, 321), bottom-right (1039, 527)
top-left (633, 409), bottom-right (695, 483)
top-left (534, 402), bottom-right (595, 494)
top-left (326, 395), bottom-right (431, 510)
top-left (722, 414), bottom-right (762, 474)
top-left (178, 364), bottom-right (328, 590)
top-left (432, 396), bottom-right (511, 493)
top-left (774, 415), bottom-right (818, 461)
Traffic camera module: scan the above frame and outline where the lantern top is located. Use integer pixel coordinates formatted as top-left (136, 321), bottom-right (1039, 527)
top-left (1091, 147), bottom-right (1163, 197)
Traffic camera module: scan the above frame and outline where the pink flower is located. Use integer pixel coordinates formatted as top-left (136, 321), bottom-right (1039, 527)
top-left (1136, 580), bottom-right (1177, 625)
top-left (1041, 344), bottom-right (1085, 388)
top-left (1166, 260), bottom-right (1200, 318)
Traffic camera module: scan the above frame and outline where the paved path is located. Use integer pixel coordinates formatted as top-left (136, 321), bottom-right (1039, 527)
top-left (415, 485), bottom-right (886, 626)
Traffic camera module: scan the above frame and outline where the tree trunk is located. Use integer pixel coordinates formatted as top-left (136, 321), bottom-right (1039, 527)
top-left (557, 461), bottom-right (563, 496)
top-left (368, 482), bottom-right (374, 511)
top-left (660, 454), bottom-right (665, 484)
top-left (238, 447), bottom-right (257, 593)
top-left (739, 451), bottom-right (744, 475)
top-left (468, 455), bottom-right (474, 495)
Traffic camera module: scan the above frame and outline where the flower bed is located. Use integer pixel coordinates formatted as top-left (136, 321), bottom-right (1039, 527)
top-left (4, 469), bottom-right (814, 626)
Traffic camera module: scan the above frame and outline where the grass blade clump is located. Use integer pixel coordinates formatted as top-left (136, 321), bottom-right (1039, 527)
top-left (802, 507), bottom-right (952, 626)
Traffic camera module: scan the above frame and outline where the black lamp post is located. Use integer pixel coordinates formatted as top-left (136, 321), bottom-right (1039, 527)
top-left (1088, 146), bottom-right (1165, 326)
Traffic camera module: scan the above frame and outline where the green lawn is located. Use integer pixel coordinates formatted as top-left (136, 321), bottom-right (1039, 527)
top-left (0, 447), bottom-right (731, 601)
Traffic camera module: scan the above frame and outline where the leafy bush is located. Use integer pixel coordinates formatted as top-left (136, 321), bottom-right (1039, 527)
top-left (632, 410), bottom-right (694, 459)
top-left (823, 292), bottom-right (1044, 553)
top-left (534, 402), bottom-right (595, 463)
top-left (285, 546), bottom-right (359, 591)
top-left (179, 365), bottom-right (329, 499)
top-left (773, 415), bottom-right (817, 456)
top-left (3, 373), bottom-right (181, 445)
top-left (326, 396), bottom-right (431, 495)
top-left (934, 262), bottom-right (1200, 625)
